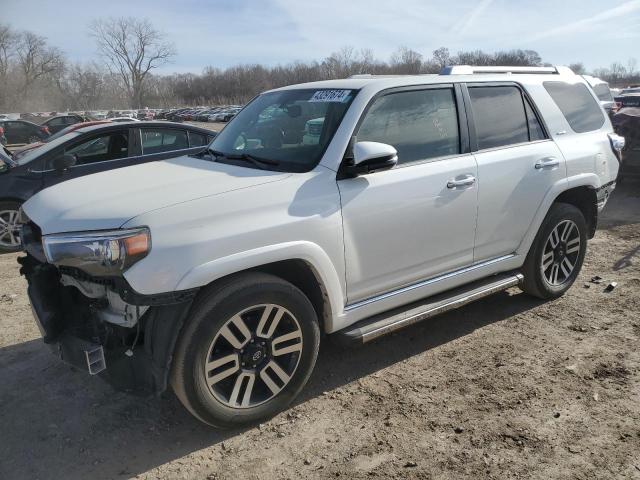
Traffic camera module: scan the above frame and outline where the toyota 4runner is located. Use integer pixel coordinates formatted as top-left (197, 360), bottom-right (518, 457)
top-left (18, 65), bottom-right (624, 428)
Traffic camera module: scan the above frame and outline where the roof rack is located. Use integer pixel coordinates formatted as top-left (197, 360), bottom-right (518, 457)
top-left (440, 65), bottom-right (574, 75)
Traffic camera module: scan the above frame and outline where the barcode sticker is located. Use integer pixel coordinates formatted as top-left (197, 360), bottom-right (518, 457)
top-left (309, 90), bottom-right (352, 103)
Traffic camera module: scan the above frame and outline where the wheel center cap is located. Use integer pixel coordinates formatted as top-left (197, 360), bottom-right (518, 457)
top-left (242, 343), bottom-right (268, 367)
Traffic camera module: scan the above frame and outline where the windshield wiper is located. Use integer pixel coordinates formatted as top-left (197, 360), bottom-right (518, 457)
top-left (206, 149), bottom-right (280, 169)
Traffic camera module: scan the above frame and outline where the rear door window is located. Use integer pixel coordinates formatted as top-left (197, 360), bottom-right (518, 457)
top-left (544, 81), bottom-right (605, 133)
top-left (468, 86), bottom-right (530, 150)
top-left (141, 128), bottom-right (189, 154)
top-left (356, 87), bottom-right (460, 165)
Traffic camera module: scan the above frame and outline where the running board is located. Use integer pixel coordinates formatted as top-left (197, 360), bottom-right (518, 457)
top-left (337, 271), bottom-right (523, 345)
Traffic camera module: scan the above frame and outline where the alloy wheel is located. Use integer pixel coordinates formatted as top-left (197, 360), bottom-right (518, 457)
top-left (541, 219), bottom-right (581, 286)
top-left (204, 304), bottom-right (303, 408)
top-left (0, 209), bottom-right (21, 248)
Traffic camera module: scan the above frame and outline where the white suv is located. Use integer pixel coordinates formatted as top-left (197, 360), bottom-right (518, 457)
top-left (19, 65), bottom-right (624, 428)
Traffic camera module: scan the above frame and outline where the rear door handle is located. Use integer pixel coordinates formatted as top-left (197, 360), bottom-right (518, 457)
top-left (535, 157), bottom-right (560, 169)
top-left (447, 174), bottom-right (476, 189)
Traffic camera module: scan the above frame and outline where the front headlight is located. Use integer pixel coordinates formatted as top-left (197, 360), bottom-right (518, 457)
top-left (42, 228), bottom-right (151, 277)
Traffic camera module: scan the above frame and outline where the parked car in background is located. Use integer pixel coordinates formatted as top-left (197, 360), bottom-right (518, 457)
top-left (107, 110), bottom-right (137, 119)
top-left (212, 107), bottom-right (241, 122)
top-left (0, 119), bottom-right (50, 146)
top-left (110, 117), bottom-right (141, 122)
top-left (615, 92), bottom-right (640, 109)
top-left (41, 114), bottom-right (88, 134)
top-left (12, 120), bottom-right (112, 160)
top-left (0, 114), bottom-right (10, 120)
top-left (0, 121), bottom-right (216, 253)
top-left (612, 107), bottom-right (640, 180)
top-left (583, 76), bottom-right (616, 115)
top-left (137, 109), bottom-right (155, 120)
top-left (196, 108), bottom-right (219, 122)
top-left (165, 108), bottom-right (191, 121)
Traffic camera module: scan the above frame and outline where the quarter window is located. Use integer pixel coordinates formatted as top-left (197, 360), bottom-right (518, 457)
top-left (188, 131), bottom-right (209, 147)
top-left (357, 88), bottom-right (460, 165)
top-left (468, 86), bottom-right (530, 150)
top-left (525, 99), bottom-right (546, 141)
top-left (141, 128), bottom-right (188, 154)
top-left (543, 81), bottom-right (605, 133)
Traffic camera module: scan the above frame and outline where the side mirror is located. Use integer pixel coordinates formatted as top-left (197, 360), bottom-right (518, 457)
top-left (345, 141), bottom-right (398, 176)
top-left (52, 154), bottom-right (77, 172)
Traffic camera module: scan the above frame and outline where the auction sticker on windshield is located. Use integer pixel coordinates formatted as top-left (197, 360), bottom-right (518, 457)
top-left (309, 90), bottom-right (352, 102)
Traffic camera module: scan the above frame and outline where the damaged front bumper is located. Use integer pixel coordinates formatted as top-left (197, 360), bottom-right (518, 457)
top-left (19, 245), bottom-right (198, 395)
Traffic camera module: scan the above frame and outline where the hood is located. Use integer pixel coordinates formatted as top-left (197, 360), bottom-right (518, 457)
top-left (23, 155), bottom-right (290, 234)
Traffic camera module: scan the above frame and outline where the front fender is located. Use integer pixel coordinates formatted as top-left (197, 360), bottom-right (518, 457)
top-left (175, 241), bottom-right (345, 331)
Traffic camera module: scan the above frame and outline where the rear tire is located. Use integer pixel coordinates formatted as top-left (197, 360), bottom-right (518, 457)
top-left (521, 203), bottom-right (587, 299)
top-left (171, 272), bottom-right (320, 428)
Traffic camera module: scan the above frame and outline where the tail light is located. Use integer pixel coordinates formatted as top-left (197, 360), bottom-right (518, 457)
top-left (40, 126), bottom-right (50, 135)
top-left (0, 127), bottom-right (4, 135)
top-left (608, 133), bottom-right (625, 162)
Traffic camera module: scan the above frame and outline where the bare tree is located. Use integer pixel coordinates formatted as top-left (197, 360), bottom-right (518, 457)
top-left (0, 24), bottom-right (17, 79)
top-left (91, 17), bottom-right (175, 108)
top-left (390, 47), bottom-right (423, 74)
top-left (16, 31), bottom-right (64, 100)
top-left (568, 62), bottom-right (586, 75)
top-left (627, 58), bottom-right (638, 77)
top-left (432, 47), bottom-right (450, 69)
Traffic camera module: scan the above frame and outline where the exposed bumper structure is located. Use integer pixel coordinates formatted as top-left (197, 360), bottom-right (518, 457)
top-left (19, 253), bottom-right (194, 395)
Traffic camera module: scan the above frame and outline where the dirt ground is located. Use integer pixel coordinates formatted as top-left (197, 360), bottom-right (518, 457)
top-left (1, 177), bottom-right (639, 480)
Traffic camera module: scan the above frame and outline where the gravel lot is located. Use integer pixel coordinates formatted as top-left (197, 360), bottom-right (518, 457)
top-left (0, 169), bottom-right (639, 479)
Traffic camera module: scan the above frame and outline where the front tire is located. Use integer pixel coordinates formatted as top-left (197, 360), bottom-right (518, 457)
top-left (171, 273), bottom-right (320, 428)
top-left (0, 200), bottom-right (23, 254)
top-left (521, 203), bottom-right (587, 299)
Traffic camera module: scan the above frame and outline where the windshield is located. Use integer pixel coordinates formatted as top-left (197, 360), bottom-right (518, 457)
top-left (208, 88), bottom-right (356, 172)
top-left (593, 83), bottom-right (613, 102)
top-left (15, 131), bottom-right (82, 165)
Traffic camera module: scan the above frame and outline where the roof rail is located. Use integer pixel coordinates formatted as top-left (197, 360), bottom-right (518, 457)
top-left (440, 65), bottom-right (574, 75)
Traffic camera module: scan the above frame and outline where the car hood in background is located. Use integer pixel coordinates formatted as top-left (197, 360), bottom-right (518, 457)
top-left (23, 155), bottom-right (290, 234)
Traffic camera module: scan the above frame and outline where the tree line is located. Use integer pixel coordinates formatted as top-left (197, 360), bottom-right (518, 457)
top-left (0, 18), bottom-right (638, 113)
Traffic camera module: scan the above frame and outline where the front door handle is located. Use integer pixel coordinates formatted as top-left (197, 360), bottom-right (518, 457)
top-left (535, 157), bottom-right (560, 169)
top-left (447, 174), bottom-right (476, 189)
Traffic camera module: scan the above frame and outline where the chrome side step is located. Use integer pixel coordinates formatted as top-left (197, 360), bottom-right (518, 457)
top-left (337, 271), bottom-right (523, 345)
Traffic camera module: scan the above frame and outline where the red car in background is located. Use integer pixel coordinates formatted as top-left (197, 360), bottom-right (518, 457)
top-left (11, 120), bottom-right (111, 160)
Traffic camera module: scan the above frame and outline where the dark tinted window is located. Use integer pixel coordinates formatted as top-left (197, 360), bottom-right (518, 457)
top-left (469, 86), bottom-right (529, 150)
top-left (544, 81), bottom-right (605, 133)
top-left (64, 131), bottom-right (129, 165)
top-left (592, 84), bottom-right (613, 102)
top-left (189, 131), bottom-right (209, 147)
top-left (357, 88), bottom-right (459, 165)
top-left (141, 128), bottom-right (188, 154)
top-left (48, 117), bottom-right (66, 126)
top-left (525, 99), bottom-right (546, 141)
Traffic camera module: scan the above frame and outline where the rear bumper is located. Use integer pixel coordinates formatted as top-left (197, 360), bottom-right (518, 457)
top-left (20, 254), bottom-right (194, 395)
top-left (596, 180), bottom-right (616, 212)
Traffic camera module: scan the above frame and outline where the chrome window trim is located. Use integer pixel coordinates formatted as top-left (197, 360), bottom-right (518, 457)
top-left (344, 254), bottom-right (516, 311)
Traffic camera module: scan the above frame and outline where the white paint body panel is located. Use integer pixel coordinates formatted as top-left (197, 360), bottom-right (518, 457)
top-left (23, 71), bottom-right (619, 334)
top-left (338, 155), bottom-right (478, 303)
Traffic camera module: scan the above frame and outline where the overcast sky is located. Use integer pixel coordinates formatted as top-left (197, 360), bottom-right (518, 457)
top-left (4, 0), bottom-right (640, 73)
